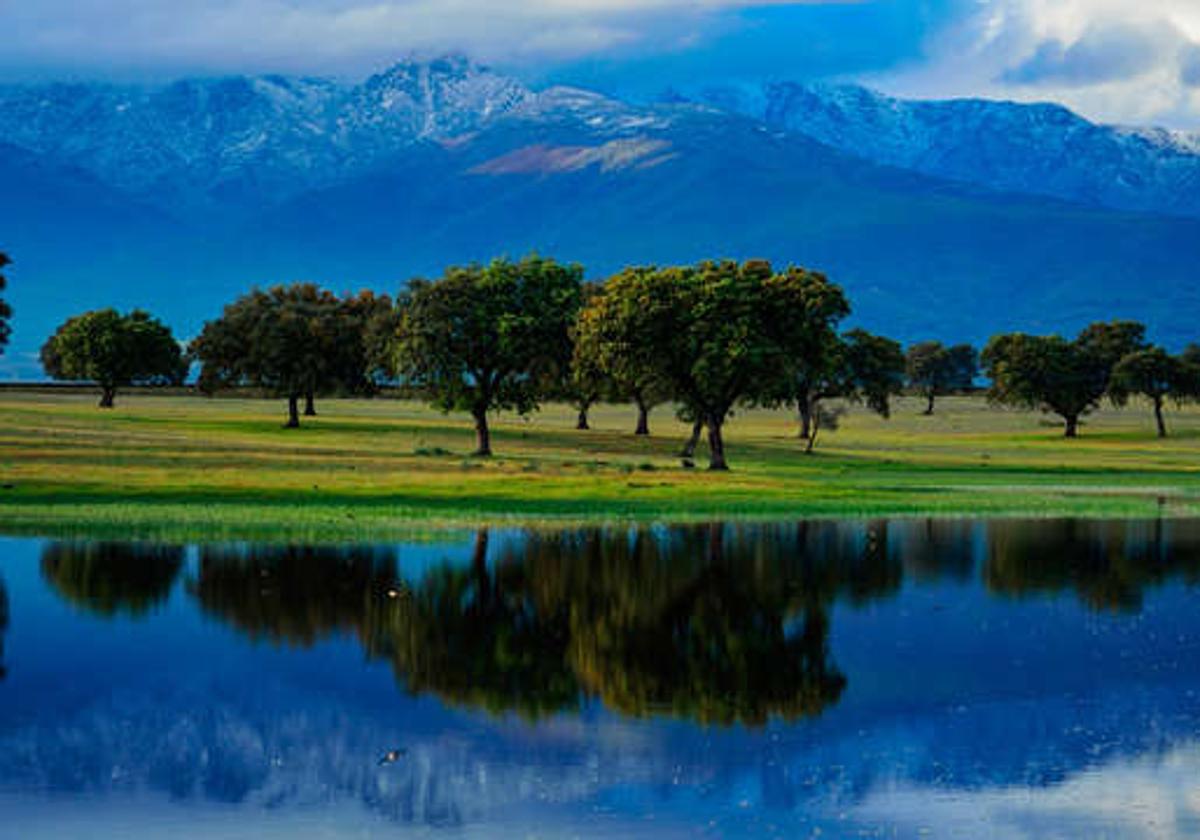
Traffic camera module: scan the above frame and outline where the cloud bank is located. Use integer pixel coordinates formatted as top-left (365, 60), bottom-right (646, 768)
top-left (882, 0), bottom-right (1200, 128)
top-left (0, 0), bottom-right (813, 77)
top-left (4, 1), bottom-right (1200, 127)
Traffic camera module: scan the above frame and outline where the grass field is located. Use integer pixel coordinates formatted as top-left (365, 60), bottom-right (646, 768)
top-left (2, 389), bottom-right (1200, 541)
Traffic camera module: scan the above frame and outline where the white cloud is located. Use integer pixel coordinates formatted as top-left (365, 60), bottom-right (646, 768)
top-left (878, 0), bottom-right (1200, 128)
top-left (0, 0), bottom-right (816, 77)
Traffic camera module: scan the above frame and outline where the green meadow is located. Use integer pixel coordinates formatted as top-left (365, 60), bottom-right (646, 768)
top-left (2, 389), bottom-right (1200, 541)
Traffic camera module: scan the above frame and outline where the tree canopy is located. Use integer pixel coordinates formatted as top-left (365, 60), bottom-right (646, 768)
top-left (784, 328), bottom-right (906, 453)
top-left (40, 308), bottom-right (184, 407)
top-left (393, 255), bottom-right (584, 456)
top-left (576, 260), bottom-right (852, 469)
top-left (905, 341), bottom-right (978, 415)
top-left (982, 322), bottom-right (1147, 437)
top-left (1111, 347), bottom-right (1198, 438)
top-left (191, 284), bottom-right (345, 427)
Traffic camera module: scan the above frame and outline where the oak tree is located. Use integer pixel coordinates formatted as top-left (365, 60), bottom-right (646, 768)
top-left (905, 341), bottom-right (978, 415)
top-left (191, 284), bottom-right (343, 427)
top-left (40, 308), bottom-right (184, 407)
top-left (1111, 347), bottom-right (1195, 438)
top-left (982, 322), bottom-right (1145, 438)
top-left (393, 256), bottom-right (584, 456)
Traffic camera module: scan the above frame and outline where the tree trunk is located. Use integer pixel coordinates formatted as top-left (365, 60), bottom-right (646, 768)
top-left (706, 416), bottom-right (728, 471)
top-left (924, 392), bottom-right (935, 416)
top-left (472, 407), bottom-right (492, 457)
top-left (98, 386), bottom-right (116, 409)
top-left (680, 419), bottom-right (703, 458)
top-left (797, 399), bottom-right (812, 440)
top-left (576, 407), bottom-right (590, 430)
top-left (634, 397), bottom-right (650, 436)
top-left (285, 394), bottom-right (300, 428)
top-left (805, 403), bottom-right (821, 455)
top-left (304, 391), bottom-right (317, 417)
top-left (1064, 414), bottom-right (1078, 438)
top-left (1155, 396), bottom-right (1167, 438)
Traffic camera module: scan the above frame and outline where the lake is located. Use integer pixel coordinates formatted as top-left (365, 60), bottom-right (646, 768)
top-left (2, 519), bottom-right (1199, 838)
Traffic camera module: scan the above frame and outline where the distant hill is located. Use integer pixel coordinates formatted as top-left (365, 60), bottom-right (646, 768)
top-left (1, 57), bottom-right (1199, 378)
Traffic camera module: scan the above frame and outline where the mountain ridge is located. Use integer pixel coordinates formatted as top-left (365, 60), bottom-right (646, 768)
top-left (2, 56), bottom-right (1200, 379)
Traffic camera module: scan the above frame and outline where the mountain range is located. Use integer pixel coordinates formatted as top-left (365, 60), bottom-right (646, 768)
top-left (2, 55), bottom-right (1199, 378)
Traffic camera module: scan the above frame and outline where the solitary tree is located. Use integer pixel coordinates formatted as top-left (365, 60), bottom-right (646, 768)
top-left (393, 256), bottom-right (584, 456)
top-left (191, 284), bottom-right (343, 427)
top-left (982, 322), bottom-right (1145, 438)
top-left (1111, 347), bottom-right (1196, 438)
top-left (905, 341), bottom-right (978, 415)
top-left (41, 309), bottom-right (184, 407)
top-left (0, 252), bottom-right (12, 354)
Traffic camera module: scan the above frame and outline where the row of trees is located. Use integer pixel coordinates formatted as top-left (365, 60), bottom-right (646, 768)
top-left (35, 255), bottom-right (1200, 469)
top-left (983, 322), bottom-right (1200, 439)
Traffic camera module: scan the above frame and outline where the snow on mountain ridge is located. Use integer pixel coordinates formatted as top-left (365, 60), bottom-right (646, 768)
top-left (701, 80), bottom-right (1200, 219)
top-left (3, 56), bottom-right (1200, 222)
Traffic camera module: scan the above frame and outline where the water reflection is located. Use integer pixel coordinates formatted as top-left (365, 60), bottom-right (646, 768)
top-left (41, 541), bottom-right (183, 617)
top-left (5, 519), bottom-right (1200, 835)
top-left (986, 519), bottom-right (1200, 611)
top-left (0, 577), bottom-right (8, 681)
top-left (29, 519), bottom-right (1200, 725)
top-left (192, 544), bottom-right (397, 647)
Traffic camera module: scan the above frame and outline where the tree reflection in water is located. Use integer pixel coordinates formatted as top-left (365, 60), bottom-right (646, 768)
top-left (41, 541), bottom-right (184, 617)
top-left (192, 545), bottom-right (399, 647)
top-left (984, 519), bottom-right (1200, 611)
top-left (33, 519), bottom-right (1200, 723)
top-left (0, 577), bottom-right (8, 680)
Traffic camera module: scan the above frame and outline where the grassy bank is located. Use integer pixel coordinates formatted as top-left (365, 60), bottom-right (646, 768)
top-left (1, 390), bottom-right (1199, 541)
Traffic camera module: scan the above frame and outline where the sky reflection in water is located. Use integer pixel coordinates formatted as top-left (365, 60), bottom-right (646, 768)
top-left (2, 519), bottom-right (1200, 838)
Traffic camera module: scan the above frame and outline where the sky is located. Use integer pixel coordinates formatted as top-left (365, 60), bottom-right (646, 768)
top-left (2, 0), bottom-right (1200, 128)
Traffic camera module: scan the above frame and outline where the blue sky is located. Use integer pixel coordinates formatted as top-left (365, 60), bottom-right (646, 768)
top-left (2, 1), bottom-right (1200, 128)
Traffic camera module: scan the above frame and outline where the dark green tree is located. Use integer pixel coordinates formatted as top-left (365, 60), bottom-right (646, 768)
top-left (559, 281), bottom-right (607, 431)
top-left (579, 260), bottom-right (844, 469)
top-left (40, 309), bottom-right (185, 407)
top-left (905, 341), bottom-right (978, 415)
top-left (799, 329), bottom-right (906, 454)
top-left (191, 284), bottom-right (343, 428)
top-left (327, 290), bottom-right (397, 407)
top-left (983, 322), bottom-right (1146, 438)
top-left (573, 267), bottom-right (676, 437)
top-left (0, 252), bottom-right (13, 354)
top-left (393, 256), bottom-right (584, 456)
top-left (759, 267), bottom-right (851, 442)
top-left (1111, 347), bottom-right (1192, 438)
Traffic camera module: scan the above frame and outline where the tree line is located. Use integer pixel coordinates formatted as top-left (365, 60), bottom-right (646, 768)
top-left (32, 255), bottom-right (1200, 470)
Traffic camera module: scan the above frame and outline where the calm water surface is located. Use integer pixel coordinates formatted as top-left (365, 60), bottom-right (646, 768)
top-left (2, 519), bottom-right (1200, 838)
